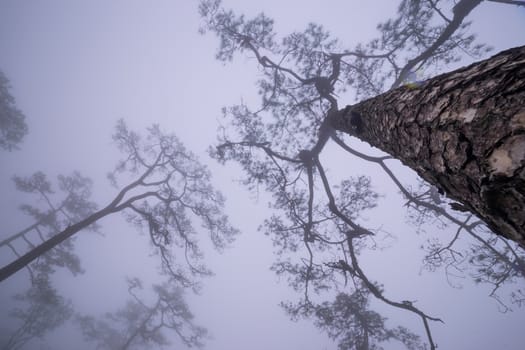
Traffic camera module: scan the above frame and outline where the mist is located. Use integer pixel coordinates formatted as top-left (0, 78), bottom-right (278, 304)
top-left (1, 1), bottom-right (524, 349)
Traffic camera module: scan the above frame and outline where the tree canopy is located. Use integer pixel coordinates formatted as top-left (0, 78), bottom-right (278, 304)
top-left (0, 70), bottom-right (28, 151)
top-left (0, 1), bottom-right (524, 349)
top-left (1, 122), bottom-right (237, 349)
top-left (198, 0), bottom-right (525, 348)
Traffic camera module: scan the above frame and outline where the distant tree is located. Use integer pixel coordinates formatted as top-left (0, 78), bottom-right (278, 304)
top-left (199, 0), bottom-right (525, 348)
top-left (0, 121), bottom-right (238, 348)
top-left (0, 70), bottom-right (28, 151)
top-left (1, 274), bottom-right (72, 350)
top-left (0, 171), bottom-right (96, 349)
top-left (1, 171), bottom-right (98, 279)
top-left (0, 120), bottom-right (238, 283)
top-left (312, 288), bottom-right (423, 350)
top-left (76, 277), bottom-right (207, 350)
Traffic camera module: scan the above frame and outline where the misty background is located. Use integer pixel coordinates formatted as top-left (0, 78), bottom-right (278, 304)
top-left (1, 1), bottom-right (524, 349)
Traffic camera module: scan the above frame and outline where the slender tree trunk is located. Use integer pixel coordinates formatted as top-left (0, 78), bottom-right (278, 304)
top-left (0, 206), bottom-right (115, 283)
top-left (331, 45), bottom-right (525, 248)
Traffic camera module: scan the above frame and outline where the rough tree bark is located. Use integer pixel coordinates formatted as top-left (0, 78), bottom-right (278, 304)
top-left (331, 45), bottom-right (525, 248)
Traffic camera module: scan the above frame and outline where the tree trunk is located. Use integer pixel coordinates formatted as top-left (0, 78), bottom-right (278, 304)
top-left (0, 205), bottom-right (115, 283)
top-left (331, 45), bottom-right (525, 248)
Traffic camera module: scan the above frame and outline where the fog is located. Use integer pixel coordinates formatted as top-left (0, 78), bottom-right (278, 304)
top-left (1, 1), bottom-right (524, 349)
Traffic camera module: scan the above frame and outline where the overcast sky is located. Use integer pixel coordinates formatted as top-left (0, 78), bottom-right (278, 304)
top-left (1, 1), bottom-right (524, 349)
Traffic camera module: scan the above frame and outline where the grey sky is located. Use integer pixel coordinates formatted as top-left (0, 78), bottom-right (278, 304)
top-left (1, 1), bottom-right (524, 349)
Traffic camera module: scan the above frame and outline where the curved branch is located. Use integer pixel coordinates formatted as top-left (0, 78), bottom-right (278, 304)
top-left (345, 238), bottom-right (442, 350)
top-left (391, 0), bottom-right (483, 88)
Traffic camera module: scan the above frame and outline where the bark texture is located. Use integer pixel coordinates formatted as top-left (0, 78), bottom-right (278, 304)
top-left (331, 45), bottom-right (525, 248)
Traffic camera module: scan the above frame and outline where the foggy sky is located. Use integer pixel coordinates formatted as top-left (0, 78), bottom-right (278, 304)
top-left (1, 1), bottom-right (524, 349)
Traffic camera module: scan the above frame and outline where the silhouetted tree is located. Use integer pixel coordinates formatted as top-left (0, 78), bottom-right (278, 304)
top-left (1, 171), bottom-right (98, 279)
top-left (1, 274), bottom-right (72, 350)
top-left (0, 121), bottom-right (238, 348)
top-left (0, 70), bottom-right (28, 151)
top-left (312, 288), bottom-right (422, 350)
top-left (199, 0), bottom-right (525, 348)
top-left (1, 120), bottom-right (238, 283)
top-left (0, 171), bottom-right (97, 349)
top-left (76, 277), bottom-right (207, 350)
